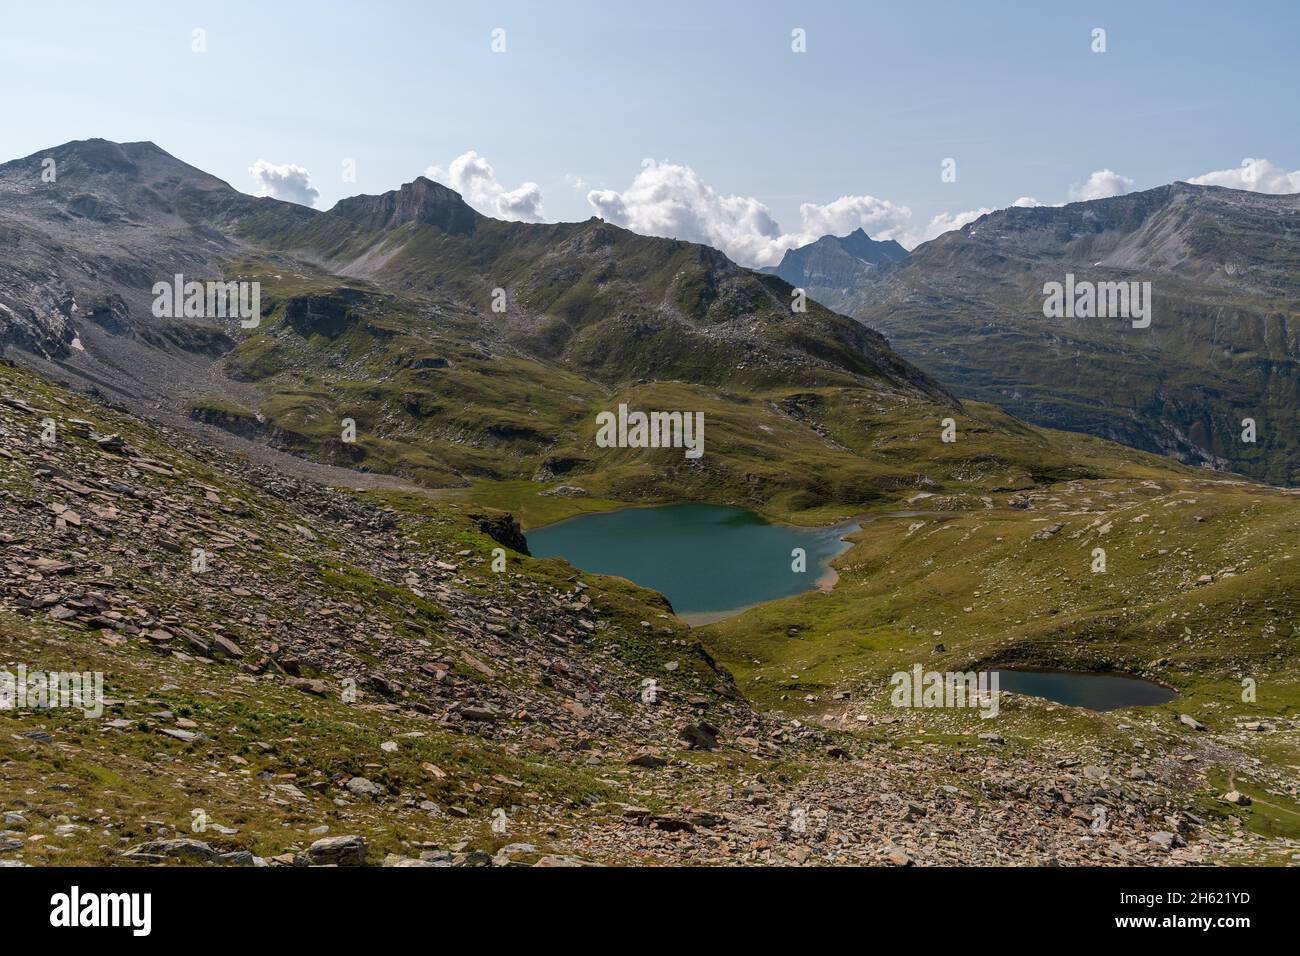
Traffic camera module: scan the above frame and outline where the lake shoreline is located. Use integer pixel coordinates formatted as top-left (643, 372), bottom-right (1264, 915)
top-left (528, 502), bottom-right (944, 628)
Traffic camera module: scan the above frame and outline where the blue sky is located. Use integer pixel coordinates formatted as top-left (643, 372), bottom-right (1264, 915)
top-left (3, 0), bottom-right (1297, 264)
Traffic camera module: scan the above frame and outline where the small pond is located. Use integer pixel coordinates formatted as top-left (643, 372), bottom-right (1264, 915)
top-left (991, 669), bottom-right (1178, 711)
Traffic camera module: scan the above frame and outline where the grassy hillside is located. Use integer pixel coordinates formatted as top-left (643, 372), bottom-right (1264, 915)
top-left (210, 262), bottom-right (1207, 524)
top-left (3, 357), bottom-right (1297, 865)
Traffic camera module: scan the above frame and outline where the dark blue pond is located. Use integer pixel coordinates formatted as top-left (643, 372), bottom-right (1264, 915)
top-left (992, 669), bottom-right (1178, 711)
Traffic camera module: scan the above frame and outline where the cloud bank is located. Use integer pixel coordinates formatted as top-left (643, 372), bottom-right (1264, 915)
top-left (415, 151), bottom-right (1161, 265)
top-left (586, 159), bottom-right (912, 267)
top-left (1068, 168), bottom-right (1136, 202)
top-left (248, 160), bottom-right (320, 207)
top-left (583, 162), bottom-right (1146, 263)
top-left (918, 207), bottom-right (994, 243)
top-left (1186, 158), bottom-right (1300, 194)
top-left (413, 149), bottom-right (1300, 269)
top-left (425, 150), bottom-right (544, 221)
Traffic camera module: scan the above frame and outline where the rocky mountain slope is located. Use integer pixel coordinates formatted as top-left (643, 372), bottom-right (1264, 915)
top-left (0, 140), bottom-right (934, 397)
top-left (0, 139), bottom-right (307, 357)
top-left (800, 185), bottom-right (1300, 486)
top-left (1, 142), bottom-right (1297, 868)
top-left (0, 141), bottom-right (955, 502)
top-left (0, 139), bottom-right (1162, 521)
top-left (4, 358), bottom-right (1297, 866)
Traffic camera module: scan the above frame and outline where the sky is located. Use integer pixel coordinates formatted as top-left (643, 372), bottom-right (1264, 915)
top-left (2, 0), bottom-right (1298, 266)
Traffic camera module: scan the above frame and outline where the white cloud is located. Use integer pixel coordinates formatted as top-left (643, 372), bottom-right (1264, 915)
top-left (909, 198), bottom-right (1049, 245)
top-left (798, 194), bottom-right (914, 243)
top-left (248, 159), bottom-right (319, 207)
top-left (424, 150), bottom-right (544, 221)
top-left (1068, 168), bottom-right (1135, 202)
top-left (585, 159), bottom-right (911, 267)
top-left (406, 151), bottom-right (1260, 263)
top-left (1186, 158), bottom-right (1300, 194)
top-left (916, 207), bottom-right (993, 244)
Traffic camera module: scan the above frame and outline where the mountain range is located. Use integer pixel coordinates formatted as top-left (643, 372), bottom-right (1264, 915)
top-left (774, 185), bottom-right (1300, 486)
top-left (2, 140), bottom-right (1299, 867)
top-left (2, 140), bottom-right (1297, 499)
top-left (1, 139), bottom-right (1128, 516)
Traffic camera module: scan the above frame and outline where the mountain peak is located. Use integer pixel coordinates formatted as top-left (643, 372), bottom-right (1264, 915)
top-left (0, 138), bottom-right (237, 197)
top-left (760, 228), bottom-right (909, 303)
top-left (836, 228), bottom-right (908, 264)
top-left (328, 176), bottom-right (481, 234)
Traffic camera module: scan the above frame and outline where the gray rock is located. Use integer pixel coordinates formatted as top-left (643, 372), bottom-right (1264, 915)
top-left (497, 843), bottom-right (538, 856)
top-left (678, 723), bottom-right (719, 751)
top-left (122, 838), bottom-right (219, 862)
top-left (210, 635), bottom-right (244, 658)
top-left (345, 776), bottom-right (384, 798)
top-left (157, 727), bottom-right (200, 742)
top-left (289, 677), bottom-right (329, 696)
top-left (306, 834), bottom-right (368, 866)
top-left (383, 854), bottom-right (445, 867)
top-left (539, 485), bottom-right (587, 498)
top-left (627, 751), bottom-right (667, 768)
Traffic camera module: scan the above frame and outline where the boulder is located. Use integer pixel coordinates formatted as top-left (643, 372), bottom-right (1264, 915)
top-left (306, 835), bottom-right (368, 866)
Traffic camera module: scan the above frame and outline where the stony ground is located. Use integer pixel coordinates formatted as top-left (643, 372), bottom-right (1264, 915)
top-left (1, 357), bottom-right (1297, 867)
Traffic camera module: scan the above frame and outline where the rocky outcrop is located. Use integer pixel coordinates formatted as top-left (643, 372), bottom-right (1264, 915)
top-left (328, 177), bottom-right (482, 235)
top-left (472, 510), bottom-right (530, 555)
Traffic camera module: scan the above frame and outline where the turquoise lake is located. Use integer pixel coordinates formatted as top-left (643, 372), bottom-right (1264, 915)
top-left (527, 503), bottom-right (858, 624)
